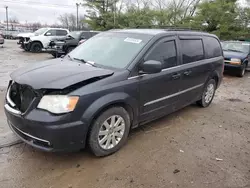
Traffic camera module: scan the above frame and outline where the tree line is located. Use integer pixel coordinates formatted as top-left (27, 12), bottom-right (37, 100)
top-left (82, 0), bottom-right (250, 40)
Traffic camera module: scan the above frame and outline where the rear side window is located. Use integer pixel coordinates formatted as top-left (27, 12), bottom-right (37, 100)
top-left (81, 32), bottom-right (90, 39)
top-left (203, 37), bottom-right (222, 58)
top-left (146, 40), bottom-right (177, 69)
top-left (91, 32), bottom-right (99, 37)
top-left (56, 30), bottom-right (68, 36)
top-left (45, 29), bottom-right (56, 36)
top-left (181, 39), bottom-right (204, 64)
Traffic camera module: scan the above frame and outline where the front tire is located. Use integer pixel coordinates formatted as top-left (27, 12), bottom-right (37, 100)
top-left (31, 42), bottom-right (42, 53)
top-left (237, 63), bottom-right (246, 77)
top-left (51, 52), bottom-right (60, 58)
top-left (197, 79), bottom-right (216, 108)
top-left (88, 107), bottom-right (130, 157)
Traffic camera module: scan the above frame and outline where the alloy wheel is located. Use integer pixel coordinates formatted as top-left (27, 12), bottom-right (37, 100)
top-left (204, 83), bottom-right (215, 104)
top-left (98, 115), bottom-right (125, 150)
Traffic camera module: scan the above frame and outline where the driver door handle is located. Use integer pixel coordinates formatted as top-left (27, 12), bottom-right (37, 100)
top-left (183, 70), bottom-right (192, 76)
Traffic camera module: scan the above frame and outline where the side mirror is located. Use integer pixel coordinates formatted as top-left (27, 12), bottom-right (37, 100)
top-left (140, 60), bottom-right (162, 74)
top-left (45, 32), bottom-right (51, 36)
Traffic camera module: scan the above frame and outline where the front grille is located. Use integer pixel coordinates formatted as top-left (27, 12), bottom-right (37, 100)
top-left (9, 82), bottom-right (36, 113)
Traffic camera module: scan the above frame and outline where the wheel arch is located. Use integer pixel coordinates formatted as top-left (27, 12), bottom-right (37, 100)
top-left (82, 93), bottom-right (139, 132)
top-left (31, 40), bottom-right (44, 48)
top-left (243, 59), bottom-right (248, 66)
top-left (208, 70), bottom-right (220, 89)
top-left (66, 45), bottom-right (76, 53)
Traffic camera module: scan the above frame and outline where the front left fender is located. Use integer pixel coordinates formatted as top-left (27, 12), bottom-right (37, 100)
top-left (81, 92), bottom-right (139, 128)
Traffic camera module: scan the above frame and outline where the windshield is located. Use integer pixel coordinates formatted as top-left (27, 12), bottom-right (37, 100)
top-left (221, 41), bottom-right (250, 53)
top-left (67, 31), bottom-right (82, 39)
top-left (68, 32), bottom-right (152, 69)
top-left (34, 28), bottom-right (48, 35)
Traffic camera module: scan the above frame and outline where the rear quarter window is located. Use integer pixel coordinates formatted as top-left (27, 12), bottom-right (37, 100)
top-left (56, 30), bottom-right (68, 36)
top-left (203, 37), bottom-right (222, 58)
top-left (180, 39), bottom-right (204, 64)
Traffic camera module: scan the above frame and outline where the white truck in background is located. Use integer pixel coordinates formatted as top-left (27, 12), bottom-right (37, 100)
top-left (18, 28), bottom-right (69, 52)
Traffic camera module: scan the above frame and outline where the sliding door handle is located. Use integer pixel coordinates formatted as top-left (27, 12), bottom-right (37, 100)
top-left (172, 73), bottom-right (181, 80)
top-left (183, 70), bottom-right (192, 76)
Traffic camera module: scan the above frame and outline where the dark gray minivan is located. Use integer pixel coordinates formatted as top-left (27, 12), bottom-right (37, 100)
top-left (4, 29), bottom-right (224, 156)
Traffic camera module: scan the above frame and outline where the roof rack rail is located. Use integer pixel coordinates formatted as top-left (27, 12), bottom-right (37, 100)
top-left (128, 25), bottom-right (203, 31)
top-left (161, 26), bottom-right (202, 31)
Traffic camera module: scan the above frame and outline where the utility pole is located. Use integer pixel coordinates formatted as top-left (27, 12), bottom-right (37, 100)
top-left (113, 1), bottom-right (116, 28)
top-left (76, 3), bottom-right (80, 30)
top-left (5, 6), bottom-right (9, 33)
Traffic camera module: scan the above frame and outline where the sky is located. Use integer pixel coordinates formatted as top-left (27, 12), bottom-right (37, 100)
top-left (0, 0), bottom-right (86, 24)
top-left (0, 0), bottom-right (249, 25)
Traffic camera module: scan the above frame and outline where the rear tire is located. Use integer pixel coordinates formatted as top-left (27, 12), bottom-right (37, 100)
top-left (237, 63), bottom-right (246, 77)
top-left (88, 107), bottom-right (130, 157)
top-left (31, 42), bottom-right (42, 53)
top-left (197, 79), bottom-right (216, 108)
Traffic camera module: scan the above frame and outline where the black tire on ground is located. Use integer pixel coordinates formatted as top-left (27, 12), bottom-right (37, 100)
top-left (197, 79), bottom-right (216, 108)
top-left (30, 42), bottom-right (42, 53)
top-left (237, 63), bottom-right (246, 77)
top-left (51, 52), bottom-right (58, 58)
top-left (66, 46), bottom-right (75, 54)
top-left (88, 107), bottom-right (131, 157)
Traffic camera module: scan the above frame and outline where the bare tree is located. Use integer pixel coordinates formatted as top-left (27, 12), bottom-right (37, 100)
top-left (58, 14), bottom-right (69, 29)
top-left (58, 13), bottom-right (87, 31)
top-left (8, 16), bottom-right (19, 23)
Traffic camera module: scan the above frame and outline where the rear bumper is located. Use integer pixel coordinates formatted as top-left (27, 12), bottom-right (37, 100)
top-left (4, 104), bottom-right (88, 152)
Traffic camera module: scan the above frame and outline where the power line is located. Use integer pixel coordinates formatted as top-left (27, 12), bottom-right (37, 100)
top-left (0, 0), bottom-right (78, 8)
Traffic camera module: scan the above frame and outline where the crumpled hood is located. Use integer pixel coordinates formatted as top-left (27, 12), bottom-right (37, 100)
top-left (17, 32), bottom-right (34, 38)
top-left (223, 50), bottom-right (248, 60)
top-left (10, 58), bottom-right (114, 90)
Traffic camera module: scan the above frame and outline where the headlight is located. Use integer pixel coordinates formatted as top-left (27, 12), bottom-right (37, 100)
top-left (231, 58), bottom-right (241, 63)
top-left (37, 95), bottom-right (79, 114)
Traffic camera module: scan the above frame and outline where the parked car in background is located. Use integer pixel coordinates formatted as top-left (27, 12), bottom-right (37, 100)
top-left (48, 31), bottom-right (99, 58)
top-left (3, 30), bottom-right (20, 39)
top-left (0, 31), bottom-right (4, 45)
top-left (4, 29), bottom-right (223, 156)
top-left (221, 40), bottom-right (250, 77)
top-left (18, 28), bottom-right (69, 52)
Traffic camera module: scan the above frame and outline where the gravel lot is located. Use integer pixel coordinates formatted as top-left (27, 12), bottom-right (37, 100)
top-left (0, 40), bottom-right (51, 91)
top-left (0, 40), bottom-right (249, 188)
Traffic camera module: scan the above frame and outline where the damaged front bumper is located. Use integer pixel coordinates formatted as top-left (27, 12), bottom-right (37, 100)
top-left (45, 41), bottom-right (66, 57)
top-left (5, 105), bottom-right (88, 152)
top-left (17, 37), bottom-right (32, 51)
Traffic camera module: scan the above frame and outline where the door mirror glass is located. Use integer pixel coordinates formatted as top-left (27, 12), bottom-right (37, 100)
top-left (140, 60), bottom-right (162, 74)
top-left (45, 32), bottom-right (51, 36)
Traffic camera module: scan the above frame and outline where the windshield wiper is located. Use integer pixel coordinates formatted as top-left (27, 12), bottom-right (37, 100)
top-left (73, 58), bottom-right (96, 67)
top-left (67, 54), bottom-right (74, 61)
